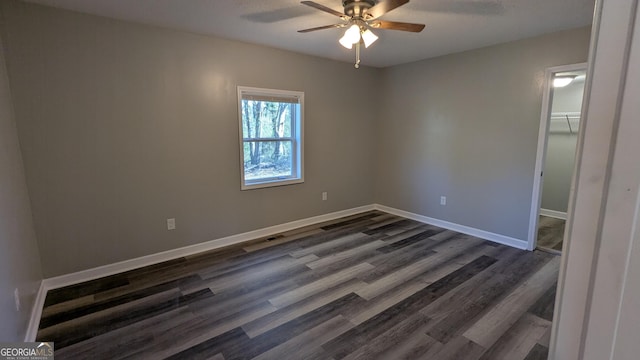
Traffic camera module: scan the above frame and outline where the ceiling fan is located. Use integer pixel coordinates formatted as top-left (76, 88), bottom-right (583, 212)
top-left (298, 0), bottom-right (425, 68)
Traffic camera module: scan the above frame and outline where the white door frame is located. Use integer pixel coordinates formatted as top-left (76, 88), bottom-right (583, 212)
top-left (551, 0), bottom-right (639, 355)
top-left (526, 62), bottom-right (588, 251)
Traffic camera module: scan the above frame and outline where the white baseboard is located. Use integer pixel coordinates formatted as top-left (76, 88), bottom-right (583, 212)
top-left (24, 280), bottom-right (46, 341)
top-left (30, 203), bottom-right (527, 337)
top-left (27, 204), bottom-right (373, 340)
top-left (540, 208), bottom-right (568, 220)
top-left (43, 204), bottom-right (376, 291)
top-left (374, 204), bottom-right (529, 250)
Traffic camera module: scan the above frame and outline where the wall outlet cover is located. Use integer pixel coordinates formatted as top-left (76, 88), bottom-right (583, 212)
top-left (167, 218), bottom-right (176, 230)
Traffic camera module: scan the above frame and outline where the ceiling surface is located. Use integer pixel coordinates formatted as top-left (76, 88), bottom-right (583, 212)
top-left (24, 0), bottom-right (595, 67)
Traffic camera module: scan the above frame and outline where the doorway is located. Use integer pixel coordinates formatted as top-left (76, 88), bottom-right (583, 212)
top-left (527, 63), bottom-right (587, 252)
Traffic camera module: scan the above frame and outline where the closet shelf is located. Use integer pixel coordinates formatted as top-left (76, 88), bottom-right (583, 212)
top-left (549, 112), bottom-right (581, 134)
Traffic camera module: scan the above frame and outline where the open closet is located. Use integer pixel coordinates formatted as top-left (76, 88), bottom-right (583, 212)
top-left (537, 68), bottom-right (587, 253)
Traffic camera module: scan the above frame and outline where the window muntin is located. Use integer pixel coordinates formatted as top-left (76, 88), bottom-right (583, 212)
top-left (238, 87), bottom-right (304, 190)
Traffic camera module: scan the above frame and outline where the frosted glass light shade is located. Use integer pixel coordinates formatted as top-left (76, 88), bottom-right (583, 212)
top-left (339, 34), bottom-right (354, 49)
top-left (339, 24), bottom-right (361, 48)
top-left (362, 29), bottom-right (378, 48)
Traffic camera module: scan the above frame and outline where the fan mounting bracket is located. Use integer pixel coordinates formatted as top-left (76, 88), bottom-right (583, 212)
top-left (342, 0), bottom-right (376, 18)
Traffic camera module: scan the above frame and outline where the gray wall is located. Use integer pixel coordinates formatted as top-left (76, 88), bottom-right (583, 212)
top-left (375, 27), bottom-right (591, 241)
top-left (0, 0), bottom-right (593, 280)
top-left (0, 17), bottom-right (42, 340)
top-left (0, 1), bottom-right (379, 277)
top-left (542, 78), bottom-right (585, 213)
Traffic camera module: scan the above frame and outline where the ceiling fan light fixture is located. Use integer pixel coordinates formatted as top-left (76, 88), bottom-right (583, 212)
top-left (362, 29), bottom-right (378, 48)
top-left (340, 24), bottom-right (361, 48)
top-left (299, 0), bottom-right (425, 68)
top-left (339, 33), bottom-right (354, 49)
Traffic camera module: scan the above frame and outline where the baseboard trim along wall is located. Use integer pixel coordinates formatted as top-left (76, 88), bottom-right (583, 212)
top-left (27, 202), bottom-right (528, 340)
top-left (21, 204), bottom-right (382, 341)
top-left (26, 204), bottom-right (376, 340)
top-left (42, 204), bottom-right (376, 291)
top-left (540, 208), bottom-right (568, 220)
top-left (374, 204), bottom-right (529, 250)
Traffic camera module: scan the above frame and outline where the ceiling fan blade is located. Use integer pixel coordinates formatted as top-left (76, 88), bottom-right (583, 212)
top-left (301, 1), bottom-right (345, 17)
top-left (372, 20), bottom-right (425, 32)
top-left (366, 0), bottom-right (410, 20)
top-left (298, 24), bottom-right (345, 33)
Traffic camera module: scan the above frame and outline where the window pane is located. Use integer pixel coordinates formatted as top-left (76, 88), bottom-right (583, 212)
top-left (241, 100), bottom-right (294, 139)
top-left (243, 140), bottom-right (293, 181)
top-left (238, 86), bottom-right (303, 190)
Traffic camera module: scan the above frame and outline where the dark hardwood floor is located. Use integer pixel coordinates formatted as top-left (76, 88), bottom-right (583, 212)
top-left (537, 215), bottom-right (565, 252)
top-left (37, 211), bottom-right (558, 359)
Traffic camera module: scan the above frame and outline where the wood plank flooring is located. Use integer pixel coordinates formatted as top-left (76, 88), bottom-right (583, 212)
top-left (537, 215), bottom-right (565, 252)
top-left (37, 211), bottom-right (558, 360)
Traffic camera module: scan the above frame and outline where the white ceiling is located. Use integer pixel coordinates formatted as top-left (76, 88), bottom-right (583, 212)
top-left (24, 0), bottom-right (595, 68)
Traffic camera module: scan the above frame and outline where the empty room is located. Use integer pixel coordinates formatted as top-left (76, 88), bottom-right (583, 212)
top-left (2, 0), bottom-right (640, 359)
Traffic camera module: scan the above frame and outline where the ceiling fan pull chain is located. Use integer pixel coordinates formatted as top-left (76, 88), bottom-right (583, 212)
top-left (355, 41), bottom-right (361, 68)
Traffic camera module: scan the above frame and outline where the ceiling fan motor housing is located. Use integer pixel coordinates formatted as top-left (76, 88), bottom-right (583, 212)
top-left (343, 0), bottom-right (376, 18)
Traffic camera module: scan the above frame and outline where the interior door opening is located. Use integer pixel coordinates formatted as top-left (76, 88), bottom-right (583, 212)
top-left (527, 63), bottom-right (587, 253)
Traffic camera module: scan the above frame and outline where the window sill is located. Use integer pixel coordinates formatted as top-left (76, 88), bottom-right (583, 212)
top-left (241, 177), bottom-right (304, 191)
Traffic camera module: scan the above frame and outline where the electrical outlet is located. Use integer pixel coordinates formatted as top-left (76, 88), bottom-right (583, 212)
top-left (167, 218), bottom-right (176, 230)
top-left (322, 192), bottom-right (328, 201)
top-left (440, 196), bottom-right (447, 206)
top-left (14, 288), bottom-right (20, 312)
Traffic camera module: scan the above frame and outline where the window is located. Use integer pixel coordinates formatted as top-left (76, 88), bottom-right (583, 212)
top-left (238, 86), bottom-right (304, 190)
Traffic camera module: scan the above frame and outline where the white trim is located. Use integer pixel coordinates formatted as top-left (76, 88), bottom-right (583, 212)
top-left (42, 204), bottom-right (375, 291)
top-left (550, 0), bottom-right (636, 355)
top-left (540, 208), bottom-right (568, 220)
top-left (237, 86), bottom-right (305, 191)
top-left (580, 2), bottom-right (640, 356)
top-left (26, 204), bottom-right (373, 341)
top-left (27, 203), bottom-right (530, 338)
top-left (374, 204), bottom-right (528, 250)
top-left (24, 280), bottom-right (46, 341)
top-left (528, 62), bottom-right (588, 251)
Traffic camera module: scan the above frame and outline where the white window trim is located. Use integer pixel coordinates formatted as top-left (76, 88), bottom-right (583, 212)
top-left (237, 86), bottom-right (304, 190)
